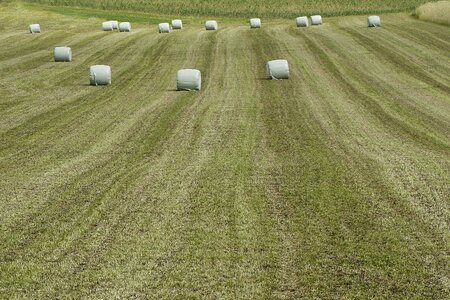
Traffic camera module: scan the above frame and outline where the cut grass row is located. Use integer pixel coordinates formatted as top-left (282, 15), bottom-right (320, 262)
top-left (0, 4), bottom-right (449, 298)
top-left (22, 0), bottom-right (432, 18)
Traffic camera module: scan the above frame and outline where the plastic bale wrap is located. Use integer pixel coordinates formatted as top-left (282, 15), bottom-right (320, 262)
top-left (102, 21), bottom-right (113, 31)
top-left (172, 19), bottom-right (183, 29)
top-left (266, 60), bottom-right (289, 80)
top-left (159, 23), bottom-right (170, 33)
top-left (205, 20), bottom-right (218, 30)
top-left (368, 16), bottom-right (381, 27)
top-left (29, 24), bottom-right (41, 33)
top-left (54, 47), bottom-right (72, 62)
top-left (177, 69), bottom-right (201, 91)
top-left (250, 18), bottom-right (261, 28)
top-left (89, 65), bottom-right (111, 86)
top-left (119, 22), bottom-right (131, 32)
top-left (310, 15), bottom-right (323, 25)
top-left (110, 21), bottom-right (119, 30)
top-left (296, 16), bottom-right (309, 27)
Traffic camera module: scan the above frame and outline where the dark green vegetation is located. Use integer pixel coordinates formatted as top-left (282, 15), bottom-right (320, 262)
top-left (23, 0), bottom-right (432, 18)
top-left (0, 2), bottom-right (449, 298)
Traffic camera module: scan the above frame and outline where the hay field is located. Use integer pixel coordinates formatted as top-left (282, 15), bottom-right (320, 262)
top-left (0, 2), bottom-right (449, 299)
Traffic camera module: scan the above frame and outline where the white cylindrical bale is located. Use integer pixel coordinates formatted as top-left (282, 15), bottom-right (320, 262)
top-left (205, 20), bottom-right (218, 30)
top-left (29, 24), bottom-right (41, 33)
top-left (250, 18), bottom-right (261, 28)
top-left (110, 20), bottom-right (119, 30)
top-left (296, 16), bottom-right (309, 27)
top-left (266, 60), bottom-right (289, 80)
top-left (89, 65), bottom-right (111, 86)
top-left (159, 23), bottom-right (170, 33)
top-left (368, 16), bottom-right (381, 27)
top-left (172, 19), bottom-right (183, 29)
top-left (310, 15), bottom-right (323, 25)
top-left (177, 69), bottom-right (201, 91)
top-left (54, 47), bottom-right (72, 62)
top-left (102, 21), bottom-right (113, 31)
top-left (119, 22), bottom-right (131, 32)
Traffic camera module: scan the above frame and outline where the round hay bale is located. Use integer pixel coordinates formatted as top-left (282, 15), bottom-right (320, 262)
top-left (110, 21), bottom-right (119, 30)
top-left (89, 65), bottom-right (111, 86)
top-left (54, 47), bottom-right (72, 62)
top-left (159, 23), bottom-right (170, 33)
top-left (250, 18), bottom-right (261, 28)
top-left (266, 60), bottom-right (289, 80)
top-left (177, 69), bottom-right (201, 91)
top-left (205, 20), bottom-right (218, 30)
top-left (172, 19), bottom-right (183, 29)
top-left (102, 21), bottom-right (114, 31)
top-left (119, 22), bottom-right (131, 32)
top-left (29, 24), bottom-right (41, 33)
top-left (296, 16), bottom-right (309, 27)
top-left (310, 15), bottom-right (323, 25)
top-left (368, 16), bottom-right (381, 27)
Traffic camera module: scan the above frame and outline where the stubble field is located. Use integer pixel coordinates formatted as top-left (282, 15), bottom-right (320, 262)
top-left (0, 1), bottom-right (449, 298)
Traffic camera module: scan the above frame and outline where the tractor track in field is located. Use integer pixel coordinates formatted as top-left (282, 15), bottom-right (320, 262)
top-left (0, 5), bottom-right (449, 299)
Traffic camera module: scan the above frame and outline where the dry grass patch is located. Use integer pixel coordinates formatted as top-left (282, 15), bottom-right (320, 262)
top-left (415, 1), bottom-right (450, 25)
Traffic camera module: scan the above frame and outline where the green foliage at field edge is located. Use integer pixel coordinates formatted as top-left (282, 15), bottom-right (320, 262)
top-left (21, 0), bottom-right (432, 18)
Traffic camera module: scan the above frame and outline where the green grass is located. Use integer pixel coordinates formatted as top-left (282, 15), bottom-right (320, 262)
top-left (0, 2), bottom-right (449, 299)
top-left (22, 0), bottom-right (433, 18)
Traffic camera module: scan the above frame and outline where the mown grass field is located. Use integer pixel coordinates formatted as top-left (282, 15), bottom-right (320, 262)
top-left (23, 0), bottom-right (432, 18)
top-left (1, 1), bottom-right (449, 299)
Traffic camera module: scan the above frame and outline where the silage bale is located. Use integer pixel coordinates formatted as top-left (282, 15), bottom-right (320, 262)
top-left (159, 23), bottom-right (170, 33)
top-left (102, 21), bottom-right (114, 31)
top-left (368, 16), bottom-right (381, 27)
top-left (205, 20), bottom-right (218, 30)
top-left (29, 24), bottom-right (41, 33)
top-left (177, 69), bottom-right (201, 91)
top-left (119, 22), bottom-right (131, 32)
top-left (89, 65), bottom-right (111, 86)
top-left (250, 18), bottom-right (261, 28)
top-left (310, 15), bottom-right (323, 25)
top-left (266, 59), bottom-right (289, 80)
top-left (54, 47), bottom-right (72, 62)
top-left (172, 19), bottom-right (183, 29)
top-left (110, 20), bottom-right (119, 30)
top-left (296, 16), bottom-right (309, 27)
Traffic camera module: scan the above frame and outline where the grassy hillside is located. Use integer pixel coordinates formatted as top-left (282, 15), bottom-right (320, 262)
top-left (1, 2), bottom-right (449, 299)
top-left (22, 0), bottom-right (432, 18)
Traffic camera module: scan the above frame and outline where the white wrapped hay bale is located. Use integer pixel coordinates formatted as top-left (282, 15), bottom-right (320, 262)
top-left (89, 65), bottom-right (111, 86)
top-left (29, 24), bottom-right (41, 33)
top-left (310, 15), bottom-right (323, 25)
top-left (119, 22), bottom-right (131, 32)
top-left (54, 47), bottom-right (72, 62)
top-left (102, 21), bottom-right (113, 31)
top-left (205, 20), bottom-right (218, 30)
top-left (172, 19), bottom-right (183, 29)
top-left (368, 16), bottom-right (381, 27)
top-left (296, 16), bottom-right (309, 27)
top-left (159, 23), bottom-right (170, 33)
top-left (177, 69), bottom-right (201, 91)
top-left (266, 60), bottom-right (289, 80)
top-left (110, 20), bottom-right (119, 30)
top-left (250, 18), bottom-right (261, 28)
